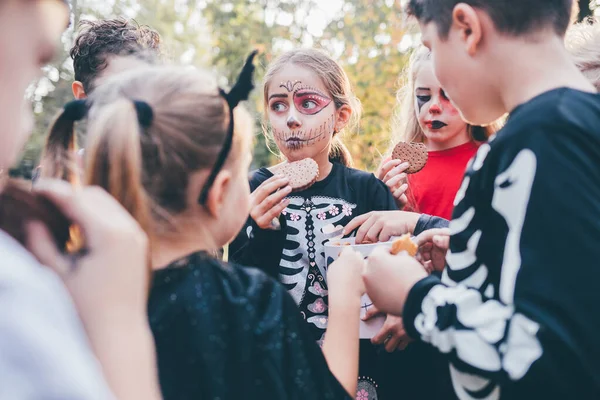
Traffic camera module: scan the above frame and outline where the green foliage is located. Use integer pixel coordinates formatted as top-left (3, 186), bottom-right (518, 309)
top-left (16, 0), bottom-right (423, 176)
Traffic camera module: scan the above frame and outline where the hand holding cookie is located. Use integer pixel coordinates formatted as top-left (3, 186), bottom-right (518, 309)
top-left (377, 158), bottom-right (410, 208)
top-left (391, 142), bottom-right (428, 174)
top-left (249, 175), bottom-right (292, 230)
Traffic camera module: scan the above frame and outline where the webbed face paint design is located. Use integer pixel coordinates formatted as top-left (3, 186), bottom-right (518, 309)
top-left (267, 74), bottom-right (337, 156)
top-left (273, 114), bottom-right (335, 150)
top-left (292, 85), bottom-right (333, 116)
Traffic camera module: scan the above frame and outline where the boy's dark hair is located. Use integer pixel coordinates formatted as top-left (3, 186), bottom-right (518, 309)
top-left (70, 18), bottom-right (161, 92)
top-left (407, 0), bottom-right (574, 39)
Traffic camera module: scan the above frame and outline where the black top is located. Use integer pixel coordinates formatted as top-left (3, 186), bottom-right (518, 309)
top-left (148, 251), bottom-right (350, 400)
top-left (230, 163), bottom-right (455, 399)
top-left (230, 162), bottom-right (398, 341)
top-left (404, 88), bottom-right (600, 399)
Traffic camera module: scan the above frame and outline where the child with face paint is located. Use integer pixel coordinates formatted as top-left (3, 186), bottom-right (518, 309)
top-left (379, 46), bottom-right (499, 220)
top-left (230, 48), bottom-right (437, 400)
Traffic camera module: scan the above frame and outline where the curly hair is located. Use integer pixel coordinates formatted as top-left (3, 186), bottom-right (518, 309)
top-left (70, 18), bottom-right (161, 93)
top-left (566, 18), bottom-right (600, 91)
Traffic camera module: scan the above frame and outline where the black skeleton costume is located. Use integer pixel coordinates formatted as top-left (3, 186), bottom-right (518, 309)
top-left (230, 162), bottom-right (453, 399)
top-left (232, 162), bottom-right (397, 341)
top-left (403, 88), bottom-right (600, 399)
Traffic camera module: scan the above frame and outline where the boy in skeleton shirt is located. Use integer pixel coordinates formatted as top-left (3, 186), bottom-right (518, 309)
top-left (357, 1), bottom-right (600, 399)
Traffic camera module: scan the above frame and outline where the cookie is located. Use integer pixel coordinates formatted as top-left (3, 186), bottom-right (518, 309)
top-left (271, 158), bottom-right (319, 192)
top-left (390, 234), bottom-right (418, 257)
top-left (391, 142), bottom-right (428, 174)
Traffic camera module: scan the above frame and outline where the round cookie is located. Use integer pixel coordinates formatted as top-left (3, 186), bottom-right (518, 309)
top-left (391, 142), bottom-right (428, 174)
top-left (271, 158), bottom-right (319, 192)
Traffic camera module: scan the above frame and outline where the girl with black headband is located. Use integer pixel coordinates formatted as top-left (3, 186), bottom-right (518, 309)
top-left (41, 53), bottom-right (364, 399)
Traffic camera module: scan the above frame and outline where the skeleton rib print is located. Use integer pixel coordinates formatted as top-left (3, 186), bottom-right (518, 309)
top-left (410, 143), bottom-right (543, 400)
top-left (278, 195), bottom-right (356, 332)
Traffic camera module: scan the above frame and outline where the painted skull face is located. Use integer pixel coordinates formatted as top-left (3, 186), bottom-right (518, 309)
top-left (266, 64), bottom-right (337, 161)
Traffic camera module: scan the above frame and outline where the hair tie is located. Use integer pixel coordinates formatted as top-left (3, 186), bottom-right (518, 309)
top-left (134, 100), bottom-right (154, 128)
top-left (63, 100), bottom-right (88, 122)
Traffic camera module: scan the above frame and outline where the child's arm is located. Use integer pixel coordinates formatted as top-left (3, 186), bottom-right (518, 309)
top-left (228, 217), bottom-right (286, 278)
top-left (229, 174), bottom-right (290, 277)
top-left (377, 158), bottom-right (410, 209)
top-left (322, 248), bottom-right (365, 396)
top-left (363, 134), bottom-right (600, 395)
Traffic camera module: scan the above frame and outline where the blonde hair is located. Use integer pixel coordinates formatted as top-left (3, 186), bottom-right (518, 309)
top-left (389, 46), bottom-right (499, 153)
top-left (262, 48), bottom-right (361, 167)
top-left (566, 19), bottom-right (600, 91)
top-left (41, 66), bottom-right (250, 240)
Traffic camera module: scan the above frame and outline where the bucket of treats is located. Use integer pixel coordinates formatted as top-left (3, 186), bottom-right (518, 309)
top-left (324, 234), bottom-right (417, 338)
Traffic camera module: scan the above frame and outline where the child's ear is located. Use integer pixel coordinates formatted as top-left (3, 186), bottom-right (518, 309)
top-left (72, 81), bottom-right (87, 100)
top-left (335, 104), bottom-right (352, 132)
top-left (452, 4), bottom-right (482, 56)
top-left (204, 170), bottom-right (232, 218)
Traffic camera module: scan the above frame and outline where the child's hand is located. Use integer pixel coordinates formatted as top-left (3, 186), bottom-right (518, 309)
top-left (249, 175), bottom-right (291, 230)
top-left (343, 210), bottom-right (421, 244)
top-left (327, 247), bottom-right (366, 301)
top-left (378, 159), bottom-right (410, 208)
top-left (363, 305), bottom-right (413, 352)
top-left (415, 228), bottom-right (450, 273)
top-left (362, 246), bottom-right (428, 316)
top-left (26, 179), bottom-right (149, 328)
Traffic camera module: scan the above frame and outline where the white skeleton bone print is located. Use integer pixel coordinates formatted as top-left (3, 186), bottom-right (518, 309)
top-left (415, 149), bottom-right (543, 400)
top-left (276, 195), bottom-right (356, 307)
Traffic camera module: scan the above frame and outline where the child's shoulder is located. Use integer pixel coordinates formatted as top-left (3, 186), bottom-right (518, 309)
top-left (249, 167), bottom-right (274, 190)
top-left (503, 88), bottom-right (600, 140)
top-left (336, 163), bottom-right (379, 185)
top-left (151, 252), bottom-right (288, 316)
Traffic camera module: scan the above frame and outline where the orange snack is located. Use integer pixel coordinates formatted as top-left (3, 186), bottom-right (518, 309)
top-left (390, 234), bottom-right (418, 257)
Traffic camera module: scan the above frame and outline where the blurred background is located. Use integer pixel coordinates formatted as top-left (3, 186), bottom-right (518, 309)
top-left (12, 0), bottom-right (600, 178)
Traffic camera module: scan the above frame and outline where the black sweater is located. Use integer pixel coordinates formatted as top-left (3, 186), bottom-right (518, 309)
top-left (403, 88), bottom-right (600, 399)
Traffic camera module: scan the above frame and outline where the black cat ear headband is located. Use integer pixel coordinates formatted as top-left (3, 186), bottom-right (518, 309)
top-left (197, 49), bottom-right (258, 205)
top-left (60, 50), bottom-right (258, 205)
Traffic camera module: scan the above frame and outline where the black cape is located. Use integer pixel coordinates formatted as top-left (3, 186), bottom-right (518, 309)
top-left (148, 251), bottom-right (351, 400)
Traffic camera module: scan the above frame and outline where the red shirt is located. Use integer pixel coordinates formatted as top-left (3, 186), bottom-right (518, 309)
top-left (406, 141), bottom-right (479, 220)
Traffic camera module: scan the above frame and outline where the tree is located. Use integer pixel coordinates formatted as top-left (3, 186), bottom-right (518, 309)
top-left (15, 0), bottom-right (415, 176)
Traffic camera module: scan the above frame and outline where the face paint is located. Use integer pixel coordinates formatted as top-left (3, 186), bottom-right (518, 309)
top-left (274, 115), bottom-right (335, 151)
top-left (440, 90), bottom-right (459, 116)
top-left (293, 86), bottom-right (333, 116)
top-left (416, 93), bottom-right (430, 113)
top-left (280, 80), bottom-right (303, 93)
top-left (275, 81), bottom-right (333, 115)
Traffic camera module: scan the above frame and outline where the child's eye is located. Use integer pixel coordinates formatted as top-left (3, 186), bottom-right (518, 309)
top-left (440, 90), bottom-right (449, 100)
top-left (302, 100), bottom-right (317, 110)
top-left (416, 95), bottom-right (431, 102)
top-left (271, 102), bottom-right (288, 112)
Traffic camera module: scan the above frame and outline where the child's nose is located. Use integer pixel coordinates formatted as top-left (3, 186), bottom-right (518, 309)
top-left (429, 102), bottom-right (442, 114)
top-left (287, 115), bottom-right (301, 129)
